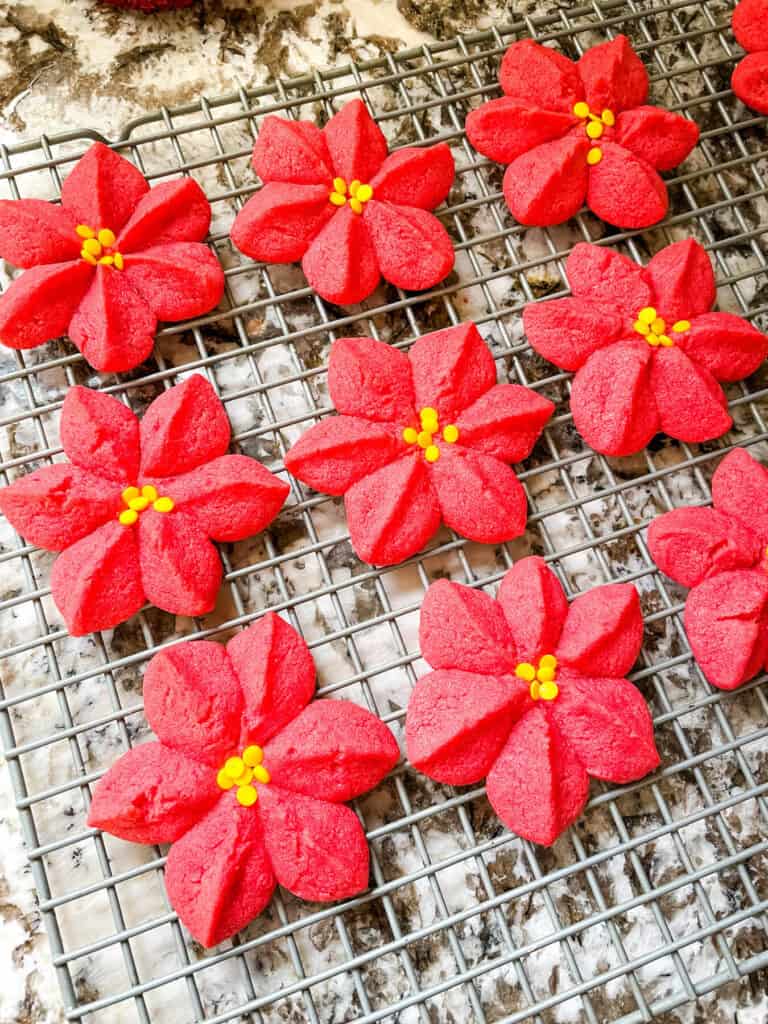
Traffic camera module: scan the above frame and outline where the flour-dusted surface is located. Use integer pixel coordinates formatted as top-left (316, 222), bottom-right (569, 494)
top-left (0, 1), bottom-right (767, 1023)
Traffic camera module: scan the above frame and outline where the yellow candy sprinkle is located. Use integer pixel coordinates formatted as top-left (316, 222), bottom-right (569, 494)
top-left (349, 179), bottom-right (361, 196)
top-left (651, 317), bottom-right (666, 335)
top-left (128, 495), bottom-right (150, 511)
top-left (119, 508), bottom-right (138, 526)
top-left (587, 147), bottom-right (603, 165)
top-left (217, 769), bottom-right (235, 790)
top-left (536, 664), bottom-right (556, 683)
top-left (539, 680), bottom-right (559, 701)
top-left (349, 197), bottom-right (363, 215)
top-left (141, 484), bottom-right (158, 501)
top-left (601, 109), bottom-right (615, 126)
top-left (529, 680), bottom-right (541, 701)
top-left (647, 335), bottom-right (661, 347)
top-left (98, 228), bottom-right (116, 247)
top-left (122, 486), bottom-right (140, 503)
top-left (586, 120), bottom-right (604, 140)
top-left (424, 445), bottom-right (440, 463)
top-left (638, 307), bottom-right (657, 324)
top-left (330, 192), bottom-right (346, 206)
top-left (333, 177), bottom-right (347, 194)
top-left (81, 249), bottom-right (98, 266)
top-left (539, 654), bottom-right (557, 671)
top-left (99, 255), bottom-right (114, 266)
top-left (76, 224), bottom-right (95, 239)
top-left (83, 237), bottom-right (102, 256)
top-left (442, 424), bottom-right (459, 443)
top-left (573, 101), bottom-right (590, 118)
top-left (113, 252), bottom-right (125, 271)
top-left (232, 766), bottom-right (254, 786)
top-left (356, 183), bottom-right (373, 202)
top-left (420, 407), bottom-right (439, 428)
top-left (403, 427), bottom-right (418, 444)
top-left (634, 320), bottom-right (650, 336)
top-left (515, 662), bottom-right (536, 682)
top-left (659, 335), bottom-right (674, 347)
top-left (236, 785), bottom-right (258, 807)
top-left (243, 745), bottom-right (263, 766)
top-left (153, 496), bottom-right (174, 513)
top-left (672, 320), bottom-right (691, 333)
top-left (224, 756), bottom-right (245, 779)
top-left (417, 430), bottom-right (432, 448)
top-left (253, 764), bottom-right (271, 784)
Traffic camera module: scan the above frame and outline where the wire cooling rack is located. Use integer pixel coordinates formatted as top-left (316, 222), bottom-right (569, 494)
top-left (1, 1), bottom-right (767, 1022)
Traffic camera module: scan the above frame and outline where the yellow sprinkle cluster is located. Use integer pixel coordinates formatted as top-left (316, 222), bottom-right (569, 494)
top-left (572, 102), bottom-right (615, 166)
top-left (117, 484), bottom-right (175, 526)
top-left (216, 744), bottom-right (270, 806)
top-left (633, 306), bottom-right (690, 348)
top-left (515, 654), bottom-right (559, 702)
top-left (328, 177), bottom-right (374, 214)
top-left (76, 224), bottom-right (124, 269)
top-left (402, 407), bottom-right (459, 463)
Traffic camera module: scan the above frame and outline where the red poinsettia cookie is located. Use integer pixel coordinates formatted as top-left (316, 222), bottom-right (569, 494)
top-left (523, 238), bottom-right (768, 456)
top-left (0, 142), bottom-right (224, 372)
top-left (230, 99), bottom-right (455, 305)
top-left (0, 376), bottom-right (288, 635)
top-left (732, 0), bottom-right (768, 114)
top-left (88, 612), bottom-right (399, 946)
top-left (284, 324), bottom-right (554, 565)
top-left (406, 557), bottom-right (659, 845)
top-left (465, 35), bottom-right (699, 228)
top-left (648, 447), bottom-right (768, 690)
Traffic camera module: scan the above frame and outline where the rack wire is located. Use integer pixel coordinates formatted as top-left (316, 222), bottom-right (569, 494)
top-left (0, 1), bottom-right (767, 1021)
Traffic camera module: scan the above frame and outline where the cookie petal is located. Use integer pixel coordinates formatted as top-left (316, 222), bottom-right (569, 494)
top-left (642, 238), bottom-right (716, 322)
top-left (229, 183), bottom-right (333, 263)
top-left (165, 455), bottom-right (288, 541)
top-left (503, 136), bottom-right (590, 226)
top-left (577, 35), bottom-right (649, 113)
top-left (138, 510), bottom-right (221, 617)
top-left (465, 98), bottom-right (574, 164)
top-left (284, 416), bottom-right (403, 495)
top-left (685, 568), bottom-right (768, 690)
top-left (586, 142), bottom-right (668, 229)
top-left (556, 582), bottom-right (643, 678)
top-left (499, 40), bottom-right (583, 113)
top-left (50, 520), bottom-right (146, 635)
top-left (454, 384), bottom-right (554, 461)
top-left (732, 51), bottom-right (768, 115)
top-left (648, 507), bottom-right (761, 588)
top-left (676, 312), bottom-right (768, 381)
top-left (430, 446), bottom-right (528, 544)
top-left (140, 375), bottom-right (230, 478)
top-left (0, 261), bottom-right (93, 351)
top-left (143, 637), bottom-right (243, 766)
top-left (733, 0), bottom-right (768, 54)
top-left (87, 742), bottom-right (220, 844)
top-left (345, 455), bottom-right (441, 565)
top-left (264, 701), bottom-right (399, 802)
top-left (651, 345), bottom-right (732, 444)
top-left (60, 142), bottom-right (149, 232)
top-left (497, 556), bottom-right (569, 664)
top-left (0, 199), bottom-right (80, 268)
top-left (486, 704), bottom-right (590, 846)
top-left (406, 669), bottom-right (528, 785)
top-left (615, 107), bottom-right (699, 171)
top-left (252, 117), bottom-right (333, 185)
top-left (302, 204), bottom-right (381, 305)
top-left (0, 465), bottom-right (123, 551)
top-left (227, 612), bottom-right (316, 746)
top-left (116, 178), bottom-right (212, 251)
top-left (523, 296), bottom-right (625, 372)
top-left (322, 99), bottom-right (388, 185)
top-left (258, 785), bottom-right (370, 902)
top-left (409, 322), bottom-right (497, 422)
top-left (165, 797), bottom-right (276, 947)
top-left (419, 578), bottom-right (518, 675)
top-left (68, 265), bottom-right (156, 374)
top-left (328, 336), bottom-right (415, 423)
top-left (570, 339), bottom-right (659, 456)
top-left (364, 201), bottom-right (454, 292)
top-left (711, 447), bottom-right (768, 546)
top-left (371, 143), bottom-right (454, 209)
top-left (61, 386), bottom-right (140, 482)
top-left (550, 669), bottom-right (659, 783)
top-left (565, 242), bottom-right (651, 315)
top-left (122, 242), bottom-right (224, 321)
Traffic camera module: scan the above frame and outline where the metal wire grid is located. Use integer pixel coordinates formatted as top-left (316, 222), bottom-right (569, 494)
top-left (0, 1), bottom-right (767, 1022)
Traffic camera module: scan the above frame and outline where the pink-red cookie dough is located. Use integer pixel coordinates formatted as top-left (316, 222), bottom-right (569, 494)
top-left (405, 556), bottom-right (658, 845)
top-left (523, 238), bottom-right (768, 455)
top-left (732, 0), bottom-right (768, 114)
top-left (284, 323), bottom-right (554, 565)
top-left (88, 612), bottom-right (399, 946)
top-left (0, 142), bottom-right (223, 372)
top-left (230, 98), bottom-right (455, 305)
top-left (0, 375), bottom-right (288, 635)
top-left (466, 35), bottom-right (699, 228)
top-left (648, 447), bottom-right (768, 690)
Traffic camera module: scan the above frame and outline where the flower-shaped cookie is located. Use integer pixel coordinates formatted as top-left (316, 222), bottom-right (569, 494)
top-left (0, 375), bottom-right (288, 635)
top-left (284, 324), bottom-right (554, 565)
top-left (465, 35), bottom-right (699, 228)
top-left (648, 447), bottom-right (768, 690)
top-left (230, 98), bottom-right (455, 305)
top-left (406, 557), bottom-right (658, 845)
top-left (523, 238), bottom-right (768, 456)
top-left (732, 0), bottom-right (768, 114)
top-left (88, 612), bottom-right (399, 946)
top-left (0, 142), bottom-right (224, 372)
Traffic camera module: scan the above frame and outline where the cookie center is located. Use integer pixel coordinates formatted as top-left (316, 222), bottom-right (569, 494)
top-left (216, 745), bottom-right (271, 807)
top-left (402, 406), bottom-right (460, 464)
top-left (515, 654), bottom-right (559, 701)
top-left (633, 306), bottom-right (691, 348)
top-left (76, 224), bottom-right (125, 269)
top-left (572, 102), bottom-right (614, 166)
top-left (117, 485), bottom-right (175, 526)
top-left (328, 177), bottom-right (374, 214)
